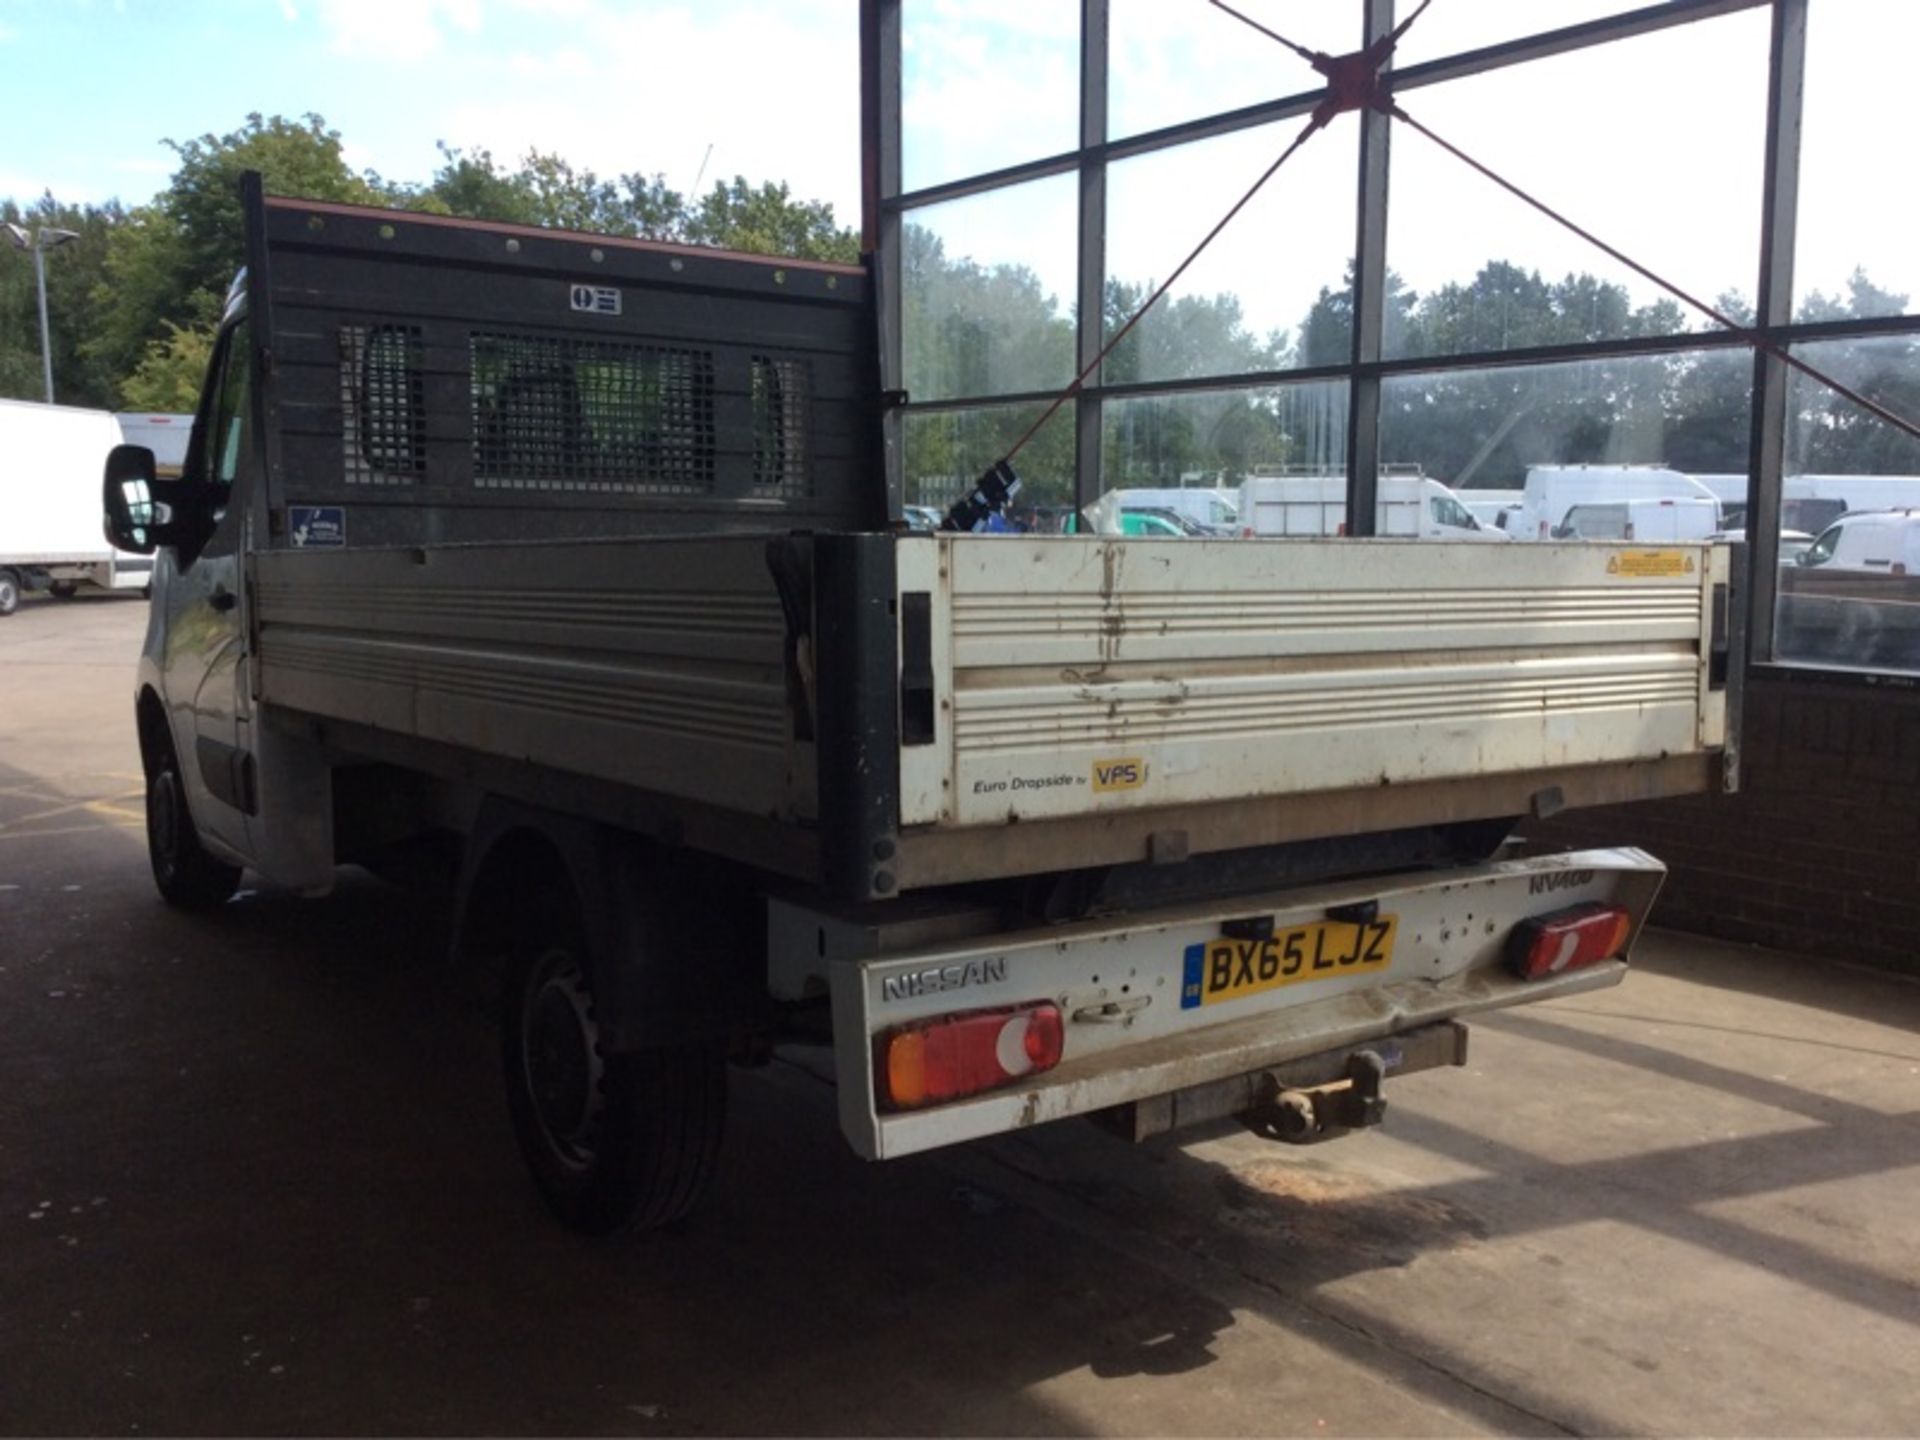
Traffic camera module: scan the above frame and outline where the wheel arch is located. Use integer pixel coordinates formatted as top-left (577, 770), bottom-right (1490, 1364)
top-left (450, 796), bottom-right (767, 1052)
top-left (135, 685), bottom-right (172, 776)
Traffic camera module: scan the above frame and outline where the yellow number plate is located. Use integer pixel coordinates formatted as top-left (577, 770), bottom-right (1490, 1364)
top-left (1180, 917), bottom-right (1398, 1010)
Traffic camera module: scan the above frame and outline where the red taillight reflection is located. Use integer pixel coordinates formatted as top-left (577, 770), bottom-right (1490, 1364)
top-left (879, 1003), bottom-right (1064, 1112)
top-left (1509, 902), bottom-right (1633, 980)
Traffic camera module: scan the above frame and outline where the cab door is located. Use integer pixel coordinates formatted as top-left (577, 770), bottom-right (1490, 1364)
top-left (159, 313), bottom-right (257, 860)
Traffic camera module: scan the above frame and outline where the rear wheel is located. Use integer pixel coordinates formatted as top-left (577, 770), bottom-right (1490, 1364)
top-left (502, 934), bottom-right (726, 1236)
top-left (0, 570), bottom-right (20, 617)
top-left (145, 737), bottom-right (242, 909)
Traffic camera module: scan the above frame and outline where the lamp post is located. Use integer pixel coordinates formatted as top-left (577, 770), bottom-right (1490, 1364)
top-left (5, 222), bottom-right (81, 404)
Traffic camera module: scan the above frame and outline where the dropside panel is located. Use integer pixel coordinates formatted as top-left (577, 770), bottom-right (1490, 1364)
top-left (900, 536), bottom-right (1729, 828)
top-left (253, 535), bottom-right (808, 821)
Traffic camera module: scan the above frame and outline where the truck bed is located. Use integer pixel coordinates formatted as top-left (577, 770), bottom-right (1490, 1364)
top-left (253, 530), bottom-right (1734, 897)
top-left (241, 192), bottom-right (1736, 900)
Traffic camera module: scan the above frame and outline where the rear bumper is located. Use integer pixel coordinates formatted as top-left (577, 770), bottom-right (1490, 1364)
top-left (820, 848), bottom-right (1662, 1159)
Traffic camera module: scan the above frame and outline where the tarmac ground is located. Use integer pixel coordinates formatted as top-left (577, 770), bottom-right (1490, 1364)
top-left (3, 594), bottom-right (1917, 1436)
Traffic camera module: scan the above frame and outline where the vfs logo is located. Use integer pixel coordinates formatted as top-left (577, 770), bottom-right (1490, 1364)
top-left (1092, 757), bottom-right (1147, 792)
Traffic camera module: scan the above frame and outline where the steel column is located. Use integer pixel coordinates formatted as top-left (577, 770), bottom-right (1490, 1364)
top-left (1345, 0), bottom-right (1395, 535)
top-left (864, 0), bottom-right (905, 520)
top-left (1744, 0), bottom-right (1808, 662)
top-left (1074, 0), bottom-right (1110, 514)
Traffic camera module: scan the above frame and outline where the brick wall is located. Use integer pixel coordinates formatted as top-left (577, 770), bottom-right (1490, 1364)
top-left (1524, 675), bottom-right (1920, 975)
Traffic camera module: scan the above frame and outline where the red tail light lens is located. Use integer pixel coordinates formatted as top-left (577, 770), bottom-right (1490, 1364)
top-left (1509, 902), bottom-right (1633, 980)
top-left (879, 1003), bottom-right (1064, 1112)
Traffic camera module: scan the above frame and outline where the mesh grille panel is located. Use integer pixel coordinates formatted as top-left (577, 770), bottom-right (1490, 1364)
top-left (340, 325), bottom-right (426, 484)
top-left (750, 355), bottom-right (812, 498)
top-left (470, 332), bottom-right (715, 493)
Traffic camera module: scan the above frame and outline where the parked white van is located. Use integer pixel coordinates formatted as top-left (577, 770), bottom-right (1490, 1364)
top-left (1681, 472), bottom-right (1920, 536)
top-left (1795, 510), bottom-right (1920, 576)
top-left (1239, 473), bottom-right (1507, 541)
top-left (1510, 464), bottom-right (1720, 541)
top-left (1553, 496), bottom-right (1721, 543)
top-left (1457, 488), bottom-right (1525, 530)
top-left (1112, 486), bottom-right (1240, 535)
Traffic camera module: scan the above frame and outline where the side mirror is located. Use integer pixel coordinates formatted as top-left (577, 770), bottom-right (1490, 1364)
top-left (102, 444), bottom-right (192, 555)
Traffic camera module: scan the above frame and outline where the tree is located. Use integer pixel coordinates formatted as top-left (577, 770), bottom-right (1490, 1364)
top-left (1, 194), bottom-right (124, 408)
top-left (121, 320), bottom-right (216, 411)
top-left (687, 177), bottom-right (857, 264)
top-left (1294, 262), bottom-right (1418, 367)
top-left (89, 113), bottom-right (382, 394)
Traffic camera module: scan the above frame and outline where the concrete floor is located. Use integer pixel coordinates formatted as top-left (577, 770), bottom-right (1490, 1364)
top-left (3, 594), bottom-right (1917, 1437)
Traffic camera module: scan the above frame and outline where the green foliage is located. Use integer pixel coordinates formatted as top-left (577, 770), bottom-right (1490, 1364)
top-left (415, 147), bottom-right (855, 262)
top-left (121, 319), bottom-right (217, 412)
top-left (1, 111), bottom-right (861, 411)
top-left (685, 177), bottom-right (858, 264)
top-left (6, 101), bottom-right (1914, 506)
top-left (1, 194), bottom-right (124, 407)
top-left (88, 113), bottom-right (382, 397)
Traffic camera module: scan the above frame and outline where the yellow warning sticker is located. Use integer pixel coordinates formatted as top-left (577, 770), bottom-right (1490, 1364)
top-left (1607, 550), bottom-right (1695, 578)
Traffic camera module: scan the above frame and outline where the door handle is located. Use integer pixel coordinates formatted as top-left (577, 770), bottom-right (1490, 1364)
top-left (209, 586), bottom-right (238, 613)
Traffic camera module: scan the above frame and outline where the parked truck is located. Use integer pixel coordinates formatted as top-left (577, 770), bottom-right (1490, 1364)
top-left (101, 178), bottom-right (1738, 1235)
top-left (0, 397), bottom-right (154, 614)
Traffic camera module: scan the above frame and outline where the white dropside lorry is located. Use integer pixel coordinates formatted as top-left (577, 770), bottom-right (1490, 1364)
top-left (102, 177), bottom-right (1740, 1235)
top-left (1, 398), bottom-right (155, 614)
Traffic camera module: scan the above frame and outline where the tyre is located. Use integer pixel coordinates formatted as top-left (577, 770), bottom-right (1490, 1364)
top-left (145, 737), bottom-right (242, 909)
top-left (49, 581), bottom-right (78, 600)
top-left (0, 570), bottom-right (19, 617)
top-left (503, 935), bottom-right (727, 1236)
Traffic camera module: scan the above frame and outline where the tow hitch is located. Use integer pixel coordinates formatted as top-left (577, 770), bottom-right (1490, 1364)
top-left (1090, 1020), bottom-right (1470, 1146)
top-left (1244, 1049), bottom-right (1390, 1144)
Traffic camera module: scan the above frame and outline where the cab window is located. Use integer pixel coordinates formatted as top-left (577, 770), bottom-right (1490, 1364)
top-left (1801, 524), bottom-right (1841, 567)
top-left (207, 320), bottom-right (251, 494)
top-left (1430, 494), bottom-right (1476, 530)
top-left (184, 318), bottom-right (252, 561)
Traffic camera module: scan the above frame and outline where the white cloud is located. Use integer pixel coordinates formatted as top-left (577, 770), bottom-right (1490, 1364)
top-left (315, 0), bottom-right (482, 62)
top-left (434, 1), bottom-right (861, 222)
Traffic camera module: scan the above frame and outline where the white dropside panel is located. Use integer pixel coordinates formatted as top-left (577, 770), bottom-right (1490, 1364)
top-left (899, 536), bottom-right (1728, 827)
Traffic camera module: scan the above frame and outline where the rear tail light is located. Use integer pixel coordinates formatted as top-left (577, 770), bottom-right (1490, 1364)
top-left (878, 1002), bottom-right (1064, 1111)
top-left (1508, 902), bottom-right (1633, 980)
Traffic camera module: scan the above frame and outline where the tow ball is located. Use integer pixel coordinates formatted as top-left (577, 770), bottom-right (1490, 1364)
top-left (1243, 1049), bottom-right (1389, 1144)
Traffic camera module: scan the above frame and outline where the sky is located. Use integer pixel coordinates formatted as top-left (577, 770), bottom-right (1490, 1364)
top-left (2, 0), bottom-right (1916, 345)
top-left (901, 0), bottom-right (1920, 343)
top-left (0, 0), bottom-right (865, 226)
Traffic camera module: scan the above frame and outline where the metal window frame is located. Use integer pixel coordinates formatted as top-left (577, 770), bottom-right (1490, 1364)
top-left (863, 0), bottom-right (1914, 685)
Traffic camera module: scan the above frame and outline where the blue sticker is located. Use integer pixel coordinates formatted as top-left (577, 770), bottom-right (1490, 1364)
top-left (289, 506), bottom-right (345, 548)
top-left (1180, 942), bottom-right (1205, 1010)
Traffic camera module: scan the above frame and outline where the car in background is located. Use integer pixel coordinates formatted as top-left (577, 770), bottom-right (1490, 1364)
top-left (1061, 508), bottom-right (1203, 537)
top-left (1794, 510), bottom-right (1920, 576)
top-left (1706, 529), bottom-right (1817, 565)
top-left (903, 504), bottom-right (945, 531)
top-left (1553, 497), bottom-right (1720, 543)
top-left (1112, 486), bottom-right (1240, 536)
